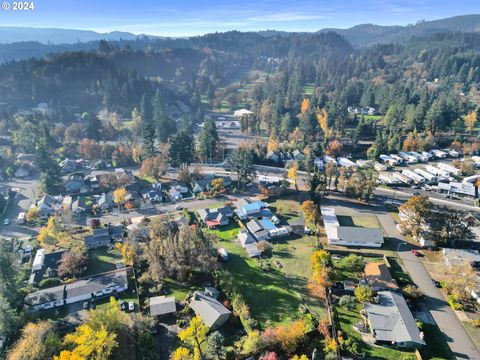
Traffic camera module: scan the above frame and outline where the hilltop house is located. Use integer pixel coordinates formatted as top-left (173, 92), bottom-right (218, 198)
top-left (365, 291), bottom-right (425, 349)
top-left (190, 288), bottom-right (231, 329)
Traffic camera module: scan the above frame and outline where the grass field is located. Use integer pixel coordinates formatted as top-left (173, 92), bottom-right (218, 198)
top-left (266, 197), bottom-right (302, 224)
top-left (336, 215), bottom-right (380, 228)
top-left (208, 223), bottom-right (325, 328)
top-left (331, 255), bottom-right (383, 282)
top-left (85, 248), bottom-right (123, 276)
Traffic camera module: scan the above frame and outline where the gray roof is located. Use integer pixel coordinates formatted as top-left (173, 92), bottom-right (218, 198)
top-left (238, 230), bottom-right (256, 246)
top-left (25, 284), bottom-right (65, 306)
top-left (190, 291), bottom-right (231, 328)
top-left (365, 291), bottom-right (425, 346)
top-left (246, 219), bottom-right (269, 239)
top-left (149, 296), bottom-right (176, 316)
top-left (65, 269), bottom-right (128, 300)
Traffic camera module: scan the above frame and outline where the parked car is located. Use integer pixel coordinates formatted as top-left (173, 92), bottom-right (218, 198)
top-left (3, 219), bottom-right (9, 225)
top-left (411, 250), bottom-right (423, 257)
top-left (128, 301), bottom-right (135, 312)
top-left (175, 205), bottom-right (183, 210)
top-left (83, 301), bottom-right (89, 310)
top-left (332, 254), bottom-right (343, 260)
top-left (431, 279), bottom-right (441, 288)
top-left (119, 300), bottom-right (126, 311)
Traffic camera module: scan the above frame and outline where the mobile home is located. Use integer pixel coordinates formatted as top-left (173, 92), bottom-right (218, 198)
top-left (437, 163), bottom-right (461, 176)
top-left (323, 155), bottom-right (338, 166)
top-left (337, 157), bottom-right (358, 168)
top-left (398, 152), bottom-right (418, 164)
top-left (402, 169), bottom-right (425, 184)
top-left (392, 172), bottom-right (413, 185)
top-left (430, 149), bottom-right (448, 159)
top-left (414, 168), bottom-right (436, 181)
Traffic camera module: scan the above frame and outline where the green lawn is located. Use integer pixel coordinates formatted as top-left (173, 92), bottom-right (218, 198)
top-left (332, 256), bottom-right (383, 282)
top-left (85, 248), bottom-right (123, 276)
top-left (266, 198), bottom-right (301, 223)
top-left (336, 215), bottom-right (380, 228)
top-left (208, 223), bottom-right (325, 328)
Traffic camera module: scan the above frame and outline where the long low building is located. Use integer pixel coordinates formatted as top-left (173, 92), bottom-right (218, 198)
top-left (321, 207), bottom-right (384, 248)
top-left (25, 269), bottom-right (128, 312)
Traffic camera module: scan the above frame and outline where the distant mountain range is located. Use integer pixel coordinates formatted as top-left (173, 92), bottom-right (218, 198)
top-left (0, 14), bottom-right (479, 46)
top-left (318, 14), bottom-right (480, 46)
top-left (0, 27), bottom-right (143, 44)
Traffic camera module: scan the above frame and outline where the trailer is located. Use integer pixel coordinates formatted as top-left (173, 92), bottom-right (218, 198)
top-left (374, 162), bottom-right (388, 171)
top-left (389, 154), bottom-right (404, 164)
top-left (392, 172), bottom-right (413, 185)
top-left (398, 152), bottom-right (418, 164)
top-left (438, 181), bottom-right (476, 197)
top-left (437, 162), bottom-right (461, 176)
top-left (379, 154), bottom-right (394, 165)
top-left (430, 149), bottom-right (448, 159)
top-left (447, 149), bottom-right (460, 158)
top-left (356, 159), bottom-right (372, 168)
top-left (408, 151), bottom-right (429, 162)
top-left (402, 169), bottom-right (425, 184)
top-left (425, 165), bottom-right (449, 177)
top-left (414, 168), bottom-right (436, 181)
top-left (378, 173), bottom-right (401, 185)
top-left (323, 155), bottom-right (337, 166)
top-left (421, 151), bottom-right (433, 160)
top-left (337, 157), bottom-right (358, 168)
top-left (463, 174), bottom-right (480, 184)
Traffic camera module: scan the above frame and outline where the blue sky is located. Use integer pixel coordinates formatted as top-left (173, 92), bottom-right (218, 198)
top-left (0, 0), bottom-right (479, 36)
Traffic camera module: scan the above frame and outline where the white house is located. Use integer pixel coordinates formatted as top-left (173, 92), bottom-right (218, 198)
top-left (321, 207), bottom-right (384, 248)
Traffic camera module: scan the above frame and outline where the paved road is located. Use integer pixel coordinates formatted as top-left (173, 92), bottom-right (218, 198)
top-left (378, 213), bottom-right (480, 360)
top-left (0, 176), bottom-right (39, 239)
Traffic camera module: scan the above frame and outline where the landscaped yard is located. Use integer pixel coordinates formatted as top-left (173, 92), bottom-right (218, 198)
top-left (331, 255), bottom-right (383, 282)
top-left (85, 247), bottom-right (123, 276)
top-left (208, 223), bottom-right (325, 328)
top-left (335, 305), bottom-right (417, 360)
top-left (266, 197), bottom-right (302, 224)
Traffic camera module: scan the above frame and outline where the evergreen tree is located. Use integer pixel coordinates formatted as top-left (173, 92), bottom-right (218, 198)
top-left (142, 122), bottom-right (156, 159)
top-left (197, 120), bottom-right (220, 163)
top-left (169, 128), bottom-right (195, 169)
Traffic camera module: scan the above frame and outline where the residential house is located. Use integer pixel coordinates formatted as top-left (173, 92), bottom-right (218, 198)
top-left (233, 109), bottom-right (253, 117)
top-left (72, 198), bottom-right (88, 215)
top-left (365, 291), bottom-right (425, 349)
top-left (190, 288), bottom-right (231, 329)
top-left (84, 228), bottom-right (110, 249)
top-left (59, 158), bottom-right (77, 174)
top-left (191, 179), bottom-right (212, 194)
top-left (149, 296), bottom-right (176, 316)
top-left (29, 249), bottom-right (66, 285)
top-left (169, 188), bottom-right (182, 201)
top-left (363, 262), bottom-right (400, 292)
top-left (292, 149), bottom-right (304, 161)
top-left (246, 219), bottom-right (270, 241)
top-left (320, 207), bottom-right (384, 248)
top-left (37, 194), bottom-right (57, 218)
top-left (85, 175), bottom-right (100, 190)
top-left (62, 196), bottom-right (73, 210)
top-left (266, 151), bottom-right (280, 162)
top-left (65, 177), bottom-right (84, 193)
top-left (197, 206), bottom-right (233, 228)
top-left (25, 269), bottom-right (128, 312)
top-left (143, 189), bottom-right (163, 203)
top-left (234, 200), bottom-right (269, 220)
top-left (14, 166), bottom-right (30, 178)
top-left (237, 230), bottom-right (262, 257)
top-left (98, 193), bottom-right (114, 211)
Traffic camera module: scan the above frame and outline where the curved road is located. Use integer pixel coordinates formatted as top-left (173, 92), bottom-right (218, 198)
top-left (378, 213), bottom-right (480, 360)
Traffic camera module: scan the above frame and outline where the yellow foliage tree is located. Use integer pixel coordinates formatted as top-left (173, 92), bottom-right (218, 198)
top-left (288, 161), bottom-right (298, 190)
top-left (300, 98), bottom-right (310, 114)
top-left (323, 336), bottom-right (338, 354)
top-left (464, 110), bottom-right (477, 133)
top-left (291, 355), bottom-right (309, 360)
top-left (317, 108), bottom-right (330, 135)
top-left (25, 207), bottom-right (39, 222)
top-left (115, 242), bottom-right (135, 265)
top-left (113, 187), bottom-right (127, 209)
top-left (267, 137), bottom-right (279, 153)
top-left (54, 351), bottom-right (85, 360)
top-left (37, 216), bottom-right (62, 247)
top-left (172, 347), bottom-right (194, 360)
top-left (300, 200), bottom-right (317, 225)
top-left (178, 316), bottom-right (209, 360)
top-left (274, 319), bottom-right (307, 354)
top-left (63, 324), bottom-right (117, 360)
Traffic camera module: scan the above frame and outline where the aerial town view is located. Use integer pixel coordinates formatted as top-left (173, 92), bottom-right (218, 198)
top-left (1, 1), bottom-right (480, 359)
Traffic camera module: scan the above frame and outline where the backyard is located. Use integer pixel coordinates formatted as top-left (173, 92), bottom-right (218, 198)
top-left (208, 222), bottom-right (325, 328)
top-left (85, 247), bottom-right (123, 276)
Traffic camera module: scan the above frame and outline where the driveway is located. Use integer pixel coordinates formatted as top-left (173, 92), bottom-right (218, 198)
top-left (377, 213), bottom-right (480, 360)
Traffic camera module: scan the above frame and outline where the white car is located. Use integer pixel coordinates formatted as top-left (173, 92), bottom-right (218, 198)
top-left (3, 219), bottom-right (9, 225)
top-left (128, 301), bottom-right (135, 312)
top-left (175, 205), bottom-right (183, 210)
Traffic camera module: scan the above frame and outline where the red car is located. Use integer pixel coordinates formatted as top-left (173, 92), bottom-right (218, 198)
top-left (411, 250), bottom-right (423, 257)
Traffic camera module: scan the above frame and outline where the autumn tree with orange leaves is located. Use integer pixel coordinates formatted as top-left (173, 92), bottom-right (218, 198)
top-left (307, 250), bottom-right (332, 299)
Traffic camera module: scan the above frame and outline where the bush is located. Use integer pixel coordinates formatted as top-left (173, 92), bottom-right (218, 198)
top-left (339, 255), bottom-right (365, 272)
top-left (338, 295), bottom-right (357, 310)
top-left (39, 278), bottom-right (62, 289)
top-left (402, 284), bottom-right (424, 299)
top-left (470, 319), bottom-right (480, 328)
top-left (448, 294), bottom-right (463, 310)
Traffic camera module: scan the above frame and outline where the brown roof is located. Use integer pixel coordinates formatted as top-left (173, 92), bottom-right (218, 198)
top-left (364, 262), bottom-right (400, 291)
